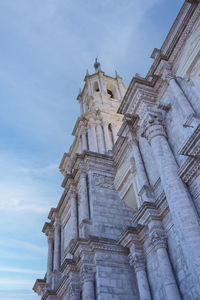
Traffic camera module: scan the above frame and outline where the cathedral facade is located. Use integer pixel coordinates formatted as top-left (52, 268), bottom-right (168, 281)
top-left (33, 1), bottom-right (200, 299)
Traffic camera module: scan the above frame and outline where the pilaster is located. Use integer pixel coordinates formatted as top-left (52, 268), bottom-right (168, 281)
top-left (140, 102), bottom-right (200, 284)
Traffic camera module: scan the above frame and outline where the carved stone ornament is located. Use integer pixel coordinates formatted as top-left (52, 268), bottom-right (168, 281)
top-left (94, 173), bottom-right (114, 190)
top-left (81, 265), bottom-right (94, 283)
top-left (129, 252), bottom-right (146, 272)
top-left (141, 112), bottom-right (167, 144)
top-left (68, 283), bottom-right (80, 299)
top-left (160, 61), bottom-right (176, 82)
top-left (150, 230), bottom-right (167, 250)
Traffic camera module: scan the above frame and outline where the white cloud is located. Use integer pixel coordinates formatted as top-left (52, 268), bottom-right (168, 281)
top-left (0, 267), bottom-right (44, 274)
top-left (0, 237), bottom-right (46, 255)
top-left (0, 149), bottom-right (60, 214)
top-left (0, 278), bottom-right (33, 287)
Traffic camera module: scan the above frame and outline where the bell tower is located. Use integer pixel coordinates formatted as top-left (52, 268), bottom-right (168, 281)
top-left (34, 61), bottom-right (139, 300)
top-left (69, 59), bottom-right (126, 159)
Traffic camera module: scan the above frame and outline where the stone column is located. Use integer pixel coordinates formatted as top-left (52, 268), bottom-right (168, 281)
top-left (53, 218), bottom-right (61, 271)
top-left (127, 132), bottom-right (154, 204)
top-left (81, 265), bottom-right (95, 300)
top-left (88, 119), bottom-right (98, 152)
top-left (80, 168), bottom-right (90, 221)
top-left (111, 124), bottom-right (118, 143)
top-left (129, 246), bottom-right (152, 300)
top-left (81, 127), bottom-right (88, 152)
top-left (128, 136), bottom-right (149, 189)
top-left (96, 120), bottom-right (105, 154)
top-left (150, 230), bottom-right (181, 300)
top-left (47, 232), bottom-right (54, 287)
top-left (142, 106), bottom-right (200, 282)
top-left (70, 186), bottom-right (78, 240)
top-left (103, 122), bottom-right (113, 151)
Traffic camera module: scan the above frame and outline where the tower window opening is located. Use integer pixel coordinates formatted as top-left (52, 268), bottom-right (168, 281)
top-left (107, 89), bottom-right (113, 98)
top-left (93, 81), bottom-right (100, 92)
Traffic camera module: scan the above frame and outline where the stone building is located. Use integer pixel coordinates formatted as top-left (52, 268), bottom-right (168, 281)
top-left (33, 1), bottom-right (200, 299)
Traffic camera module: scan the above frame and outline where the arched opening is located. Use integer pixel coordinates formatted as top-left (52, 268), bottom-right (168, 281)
top-left (107, 89), bottom-right (114, 98)
top-left (93, 81), bottom-right (99, 92)
top-left (106, 83), bottom-right (117, 99)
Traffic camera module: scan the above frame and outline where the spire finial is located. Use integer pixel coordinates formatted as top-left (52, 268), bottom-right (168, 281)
top-left (94, 57), bottom-right (101, 72)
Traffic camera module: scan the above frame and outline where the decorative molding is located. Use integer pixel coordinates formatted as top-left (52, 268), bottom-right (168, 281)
top-left (93, 173), bottom-right (114, 190)
top-left (149, 230), bottom-right (167, 250)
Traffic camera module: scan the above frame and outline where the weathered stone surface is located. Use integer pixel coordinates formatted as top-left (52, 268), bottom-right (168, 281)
top-left (33, 2), bottom-right (200, 299)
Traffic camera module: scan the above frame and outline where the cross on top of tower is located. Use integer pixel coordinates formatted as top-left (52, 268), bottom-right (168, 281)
top-left (94, 57), bottom-right (101, 72)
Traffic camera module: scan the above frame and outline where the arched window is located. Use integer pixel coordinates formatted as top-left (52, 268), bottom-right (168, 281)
top-left (107, 89), bottom-right (114, 98)
top-left (106, 83), bottom-right (117, 99)
top-left (93, 81), bottom-right (99, 92)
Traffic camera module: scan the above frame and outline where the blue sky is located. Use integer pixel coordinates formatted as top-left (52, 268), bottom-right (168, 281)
top-left (0, 0), bottom-right (184, 299)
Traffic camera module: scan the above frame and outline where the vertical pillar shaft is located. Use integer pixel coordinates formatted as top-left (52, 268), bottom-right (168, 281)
top-left (47, 233), bottom-right (54, 286)
top-left (111, 124), bottom-right (118, 143)
top-left (128, 135), bottom-right (154, 204)
top-left (82, 281), bottom-right (95, 300)
top-left (81, 265), bottom-right (95, 300)
top-left (136, 270), bottom-right (152, 300)
top-left (96, 121), bottom-right (105, 154)
top-left (70, 188), bottom-right (78, 240)
top-left (80, 171), bottom-right (89, 221)
top-left (103, 123), bottom-right (113, 151)
top-left (150, 230), bottom-right (181, 300)
top-left (88, 121), bottom-right (98, 152)
top-left (129, 248), bottom-right (152, 300)
top-left (53, 221), bottom-right (61, 271)
top-left (157, 247), bottom-right (180, 300)
top-left (78, 136), bottom-right (82, 154)
top-left (131, 139), bottom-right (149, 189)
top-left (142, 109), bottom-right (200, 282)
top-left (81, 131), bottom-right (87, 151)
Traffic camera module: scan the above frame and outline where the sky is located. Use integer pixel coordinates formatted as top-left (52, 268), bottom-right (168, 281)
top-left (0, 0), bottom-right (185, 299)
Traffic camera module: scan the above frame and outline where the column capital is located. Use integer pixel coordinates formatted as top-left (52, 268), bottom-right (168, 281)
top-left (150, 229), bottom-right (167, 250)
top-left (127, 133), bottom-right (138, 147)
top-left (88, 118), bottom-right (96, 127)
top-left (68, 283), bottom-right (80, 300)
top-left (140, 105), bottom-right (167, 144)
top-left (81, 265), bottom-right (94, 283)
top-left (129, 244), bottom-right (146, 272)
top-left (160, 61), bottom-right (176, 82)
top-left (129, 253), bottom-right (146, 272)
top-left (42, 222), bottom-right (54, 238)
top-left (96, 119), bottom-right (102, 126)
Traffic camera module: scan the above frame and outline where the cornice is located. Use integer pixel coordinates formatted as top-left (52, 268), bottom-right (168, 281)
top-left (178, 123), bottom-right (200, 157)
top-left (69, 236), bottom-right (126, 256)
top-left (118, 224), bottom-right (145, 248)
top-left (118, 75), bottom-right (158, 115)
top-left (132, 201), bottom-right (160, 224)
top-left (178, 156), bottom-right (200, 184)
top-left (118, 1), bottom-right (199, 116)
top-left (42, 222), bottom-right (53, 235)
top-left (41, 290), bottom-right (57, 300)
